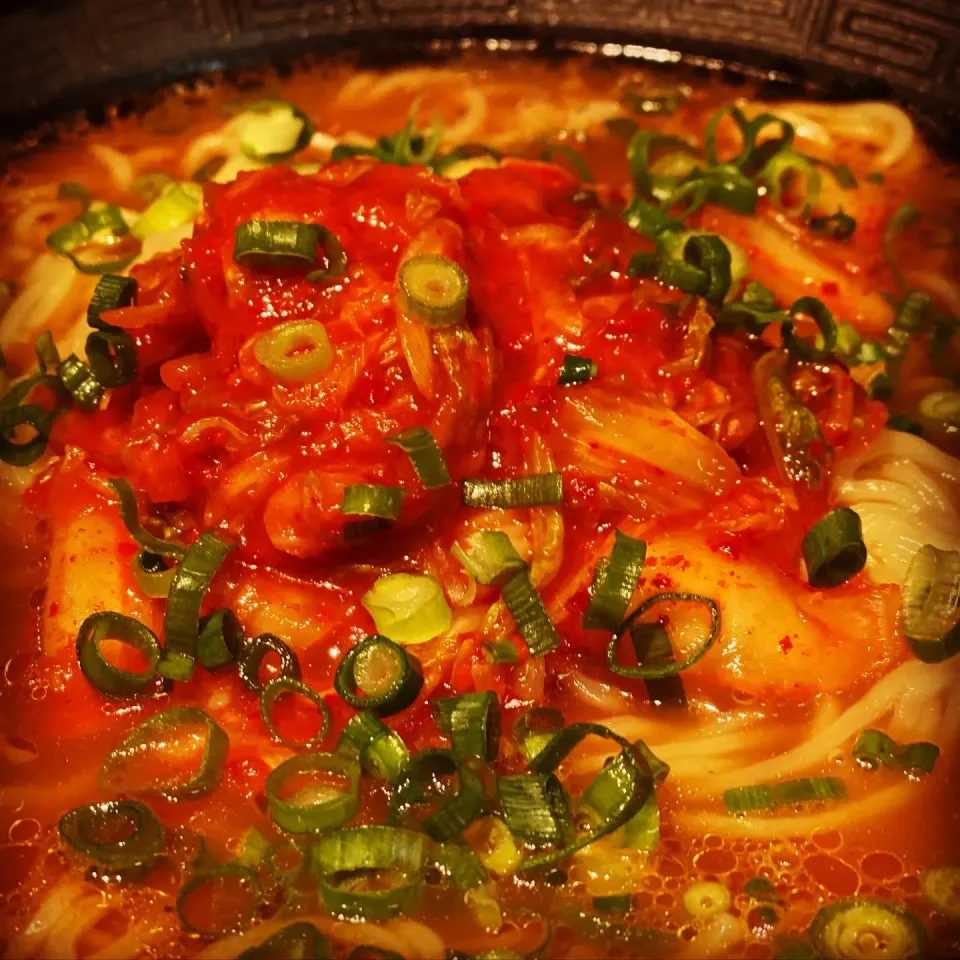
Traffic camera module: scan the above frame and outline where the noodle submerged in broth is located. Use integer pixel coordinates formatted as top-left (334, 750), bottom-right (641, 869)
top-left (0, 55), bottom-right (958, 960)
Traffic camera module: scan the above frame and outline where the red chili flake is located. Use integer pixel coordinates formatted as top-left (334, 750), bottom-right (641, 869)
top-left (652, 573), bottom-right (672, 590)
top-left (48, 602), bottom-right (59, 616)
top-left (779, 635), bottom-right (793, 654)
top-left (821, 281), bottom-right (839, 297)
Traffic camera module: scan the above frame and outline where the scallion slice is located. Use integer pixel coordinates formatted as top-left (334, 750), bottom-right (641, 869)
top-left (609, 593), bottom-right (720, 678)
top-left (513, 708), bottom-right (564, 764)
top-left (385, 426), bottom-right (451, 489)
top-left (902, 544), bottom-right (960, 663)
top-left (884, 203), bottom-right (920, 291)
top-left (809, 209), bottom-right (857, 241)
top-left (131, 182), bottom-right (203, 239)
top-left (397, 254), bottom-right (469, 328)
top-left (98, 706), bottom-right (228, 799)
top-left (434, 691), bottom-right (501, 761)
top-left (337, 711), bottom-right (410, 783)
top-left (582, 530), bottom-right (647, 632)
top-left (782, 296), bottom-right (837, 361)
top-left (497, 773), bottom-right (573, 846)
top-left (85, 328), bottom-right (138, 387)
top-left (361, 572), bottom-right (452, 646)
top-left (802, 508), bottom-right (867, 588)
top-left (310, 825), bottom-right (426, 921)
top-left (723, 777), bottom-right (847, 814)
top-left (176, 864), bottom-right (261, 936)
top-left (58, 180), bottom-right (91, 209)
top-left (340, 483), bottom-right (406, 520)
top-left (705, 107), bottom-right (794, 173)
top-left (108, 477), bottom-right (187, 558)
top-left (131, 550), bottom-right (176, 599)
top-left (452, 530), bottom-right (527, 586)
top-left (34, 331), bottom-right (60, 372)
top-left (160, 532), bottom-right (235, 682)
top-left (88, 271), bottom-right (136, 329)
top-left (557, 354), bottom-right (597, 386)
top-left (57, 354), bottom-right (104, 411)
top-left (238, 921), bottom-right (331, 960)
top-left (809, 898), bottom-right (926, 960)
top-left (239, 101), bottom-right (315, 162)
top-left (852, 729), bottom-right (939, 776)
top-left (59, 800), bottom-right (164, 870)
top-left (760, 150), bottom-right (821, 216)
top-left (75, 611), bottom-right (162, 700)
top-left (540, 144), bottom-right (594, 182)
top-left (334, 635), bottom-right (424, 716)
top-left (391, 748), bottom-right (486, 842)
top-left (238, 633), bottom-right (302, 694)
top-left (679, 234), bottom-right (733, 305)
top-left (46, 202), bottom-right (138, 275)
top-left (919, 867), bottom-right (960, 921)
top-left (630, 621), bottom-right (687, 708)
top-left (197, 608), bottom-right (242, 670)
top-left (502, 569), bottom-right (561, 657)
top-left (462, 472), bottom-right (563, 509)
top-left (0, 403), bottom-right (54, 466)
top-left (260, 677), bottom-right (331, 750)
top-left (718, 280), bottom-right (787, 332)
top-left (266, 752), bottom-right (361, 833)
top-left (234, 220), bottom-right (320, 270)
top-left (254, 319), bottom-right (334, 383)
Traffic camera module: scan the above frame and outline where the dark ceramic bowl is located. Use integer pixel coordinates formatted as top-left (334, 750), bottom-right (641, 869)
top-left (1, 1), bottom-right (958, 146)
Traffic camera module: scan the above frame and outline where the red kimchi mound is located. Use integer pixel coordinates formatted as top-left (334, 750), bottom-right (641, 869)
top-left (0, 56), bottom-right (958, 960)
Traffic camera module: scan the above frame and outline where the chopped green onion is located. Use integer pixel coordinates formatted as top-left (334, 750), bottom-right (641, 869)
top-left (59, 800), bottom-right (164, 870)
top-left (809, 898), bottom-right (925, 960)
top-left (361, 572), bottom-right (452, 646)
top-left (452, 530), bottom-right (527, 586)
top-left (626, 130), bottom-right (698, 202)
top-left (333, 101), bottom-right (444, 169)
top-left (310, 825), bottom-right (426, 920)
top-left (809, 209), bottom-right (857, 241)
top-left (594, 894), bottom-right (633, 914)
top-left (34, 331), bottom-right (60, 372)
top-left (760, 150), bottom-right (820, 216)
top-left (397, 254), bottom-right (469, 328)
top-left (723, 777), bottom-right (847, 814)
top-left (919, 866), bottom-right (960, 921)
top-left (469, 816), bottom-right (523, 876)
top-left (630, 621), bottom-right (687, 707)
top-left (705, 108), bottom-right (794, 173)
top-left (334, 634), bottom-right (424, 716)
top-left (46, 202), bottom-right (138, 274)
top-left (131, 550), bottom-right (176, 599)
top-left (337, 711), bottom-right (410, 783)
top-left (107, 477), bottom-right (187, 558)
top-left (497, 773), bottom-right (572, 845)
top-left (238, 921), bottom-right (331, 960)
top-left (233, 220), bottom-right (321, 270)
top-left (517, 724), bottom-right (655, 870)
top-left (131, 182), bottom-right (203, 239)
top-left (159, 532), bottom-right (234, 682)
top-left (744, 877), bottom-right (781, 902)
top-left (782, 296), bottom-right (837, 361)
top-left (58, 181), bottom-right (91, 209)
top-left (557, 354), bottom-right (597, 386)
top-left (254, 319), bottom-right (334, 383)
top-left (462, 472), bottom-right (563, 509)
top-left (513, 708), bottom-right (564, 764)
top-left (85, 329), bottom-right (138, 387)
top-left (609, 592), bottom-right (720, 678)
top-left (622, 790), bottom-right (661, 851)
top-left (901, 545), bottom-right (960, 663)
top-left (886, 415), bottom-right (923, 436)
top-left (176, 864), bottom-right (261, 936)
top-left (197, 608), bottom-right (242, 670)
top-left (341, 483), bottom-right (406, 520)
top-left (684, 881), bottom-right (732, 919)
top-left (98, 706), bottom-right (228, 799)
top-left (239, 101), bottom-right (314, 162)
top-left (678, 234), bottom-right (733, 305)
top-left (884, 203), bottom-right (920, 292)
top-left (0, 403), bottom-right (54, 466)
top-left (391, 748), bottom-right (486, 842)
top-left (57, 354), bottom-right (104, 411)
top-left (261, 677), bottom-right (331, 750)
top-left (582, 530), bottom-right (647, 632)
top-left (623, 198), bottom-right (681, 238)
top-left (266, 752), bottom-right (361, 833)
top-left (852, 729), bottom-right (939, 776)
top-left (802, 508), bottom-right (867, 588)
top-left (718, 280), bottom-right (788, 332)
top-left (304, 227), bottom-right (348, 283)
top-left (384, 426), bottom-right (450, 489)
top-left (502, 569), bottom-right (561, 657)
top-left (540, 144), bottom-right (593, 182)
top-left (434, 691), bottom-right (501, 760)
top-left (238, 633), bottom-right (301, 694)
top-left (75, 611), bottom-right (162, 700)
top-left (132, 172), bottom-right (174, 203)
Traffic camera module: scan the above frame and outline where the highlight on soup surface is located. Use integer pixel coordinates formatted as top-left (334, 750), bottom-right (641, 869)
top-left (0, 54), bottom-right (959, 960)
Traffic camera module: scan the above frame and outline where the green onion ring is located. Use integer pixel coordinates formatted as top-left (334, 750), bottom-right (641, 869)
top-left (238, 633), bottom-right (302, 694)
top-left (59, 799), bottom-right (164, 870)
top-left (266, 752), bottom-right (361, 833)
top-left (75, 611), bottom-right (162, 700)
top-left (260, 677), bottom-right (331, 750)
